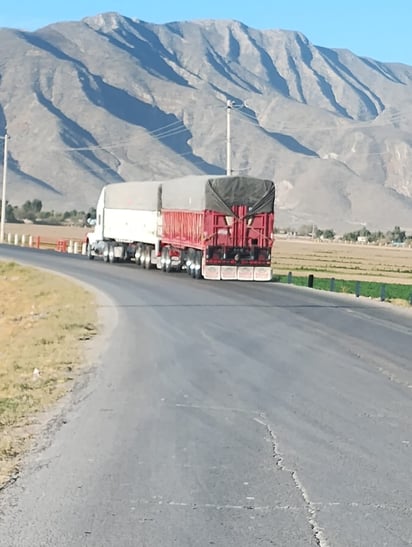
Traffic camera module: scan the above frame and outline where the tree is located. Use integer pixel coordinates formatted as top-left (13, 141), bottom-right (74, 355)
top-left (6, 203), bottom-right (16, 222)
top-left (0, 200), bottom-right (16, 222)
top-left (32, 199), bottom-right (42, 213)
top-left (359, 227), bottom-right (371, 238)
top-left (390, 225), bottom-right (406, 243)
top-left (322, 229), bottom-right (335, 240)
top-left (22, 200), bottom-right (33, 214)
top-left (343, 230), bottom-right (359, 242)
top-left (368, 231), bottom-right (385, 243)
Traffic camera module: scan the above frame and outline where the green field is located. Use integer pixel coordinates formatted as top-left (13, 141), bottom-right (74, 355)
top-left (274, 273), bottom-right (412, 303)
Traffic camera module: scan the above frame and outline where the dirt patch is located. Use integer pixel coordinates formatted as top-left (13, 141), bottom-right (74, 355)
top-left (0, 261), bottom-right (98, 487)
top-left (3, 223), bottom-right (89, 248)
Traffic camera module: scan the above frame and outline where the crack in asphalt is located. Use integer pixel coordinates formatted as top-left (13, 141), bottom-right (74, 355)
top-left (130, 497), bottom-right (302, 512)
top-left (0, 474), bottom-right (18, 493)
top-left (312, 501), bottom-right (412, 512)
top-left (254, 414), bottom-right (330, 547)
top-left (171, 401), bottom-right (261, 415)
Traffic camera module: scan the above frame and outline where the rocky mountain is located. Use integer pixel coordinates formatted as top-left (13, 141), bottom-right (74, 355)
top-left (1, 12), bottom-right (412, 232)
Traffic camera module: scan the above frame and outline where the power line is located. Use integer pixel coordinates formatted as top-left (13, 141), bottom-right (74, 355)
top-left (26, 95), bottom-right (411, 159)
top-left (50, 119), bottom-right (189, 153)
top-left (10, 99), bottom-right (411, 178)
top-left (229, 107), bottom-right (412, 160)
top-left (232, 104), bottom-right (410, 133)
top-left (65, 141), bottom-right (216, 178)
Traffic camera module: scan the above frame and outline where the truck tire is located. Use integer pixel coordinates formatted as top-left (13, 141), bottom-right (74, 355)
top-left (103, 243), bottom-right (109, 263)
top-left (191, 252), bottom-right (197, 278)
top-left (108, 245), bottom-right (115, 264)
top-left (186, 249), bottom-right (194, 276)
top-left (143, 246), bottom-right (152, 270)
top-left (194, 250), bottom-right (202, 279)
top-left (161, 247), bottom-right (167, 272)
top-left (135, 244), bottom-right (143, 266)
top-left (87, 243), bottom-right (94, 260)
top-left (149, 246), bottom-right (156, 270)
top-left (165, 248), bottom-right (172, 273)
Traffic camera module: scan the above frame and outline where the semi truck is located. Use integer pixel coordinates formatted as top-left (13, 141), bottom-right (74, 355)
top-left (86, 174), bottom-right (275, 281)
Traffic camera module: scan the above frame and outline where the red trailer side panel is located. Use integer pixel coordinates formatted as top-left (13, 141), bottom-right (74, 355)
top-left (161, 210), bottom-right (205, 248)
top-left (161, 207), bottom-right (274, 249)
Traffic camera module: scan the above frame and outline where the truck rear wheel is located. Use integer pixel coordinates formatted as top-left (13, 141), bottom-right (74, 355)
top-left (165, 248), bottom-right (172, 273)
top-left (108, 245), bottom-right (115, 264)
top-left (135, 244), bottom-right (143, 266)
top-left (87, 243), bottom-right (94, 260)
top-left (103, 243), bottom-right (109, 263)
top-left (186, 249), bottom-right (194, 276)
top-left (143, 245), bottom-right (153, 270)
top-left (161, 247), bottom-right (167, 272)
top-left (194, 251), bottom-right (202, 279)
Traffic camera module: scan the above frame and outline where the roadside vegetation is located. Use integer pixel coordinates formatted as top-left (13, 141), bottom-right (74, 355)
top-left (0, 262), bottom-right (97, 487)
top-left (273, 274), bottom-right (412, 304)
top-left (0, 198), bottom-right (95, 227)
top-left (277, 224), bottom-right (412, 246)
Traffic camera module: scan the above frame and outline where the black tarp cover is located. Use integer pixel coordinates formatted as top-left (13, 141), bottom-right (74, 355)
top-left (161, 175), bottom-right (275, 216)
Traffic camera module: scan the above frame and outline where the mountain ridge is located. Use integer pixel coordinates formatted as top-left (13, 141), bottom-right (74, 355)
top-left (0, 12), bottom-right (412, 231)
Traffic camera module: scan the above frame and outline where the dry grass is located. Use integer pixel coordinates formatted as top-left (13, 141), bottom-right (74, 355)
top-left (273, 238), bottom-right (412, 285)
top-left (0, 261), bottom-right (97, 487)
top-left (4, 223), bottom-right (88, 241)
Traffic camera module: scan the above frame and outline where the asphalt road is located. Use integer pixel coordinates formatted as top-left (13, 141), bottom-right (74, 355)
top-left (0, 246), bottom-right (412, 547)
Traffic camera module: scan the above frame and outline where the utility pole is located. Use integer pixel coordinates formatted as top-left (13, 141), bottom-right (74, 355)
top-left (226, 99), bottom-right (232, 175)
top-left (0, 131), bottom-right (9, 243)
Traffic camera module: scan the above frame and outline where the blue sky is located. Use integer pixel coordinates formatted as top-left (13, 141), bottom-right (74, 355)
top-left (1, 1), bottom-right (411, 65)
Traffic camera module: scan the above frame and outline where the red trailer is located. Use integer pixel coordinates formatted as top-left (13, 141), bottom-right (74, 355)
top-left (159, 175), bottom-right (275, 281)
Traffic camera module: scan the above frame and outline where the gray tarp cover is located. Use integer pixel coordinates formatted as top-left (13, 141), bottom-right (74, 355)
top-left (103, 175), bottom-right (275, 216)
top-left (104, 180), bottom-right (162, 211)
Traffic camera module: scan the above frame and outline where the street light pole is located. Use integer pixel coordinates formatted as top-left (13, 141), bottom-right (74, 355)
top-left (226, 99), bottom-right (232, 176)
top-left (0, 131), bottom-right (9, 244)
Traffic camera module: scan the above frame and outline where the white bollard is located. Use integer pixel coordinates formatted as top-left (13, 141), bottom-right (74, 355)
top-left (21, 235), bottom-right (26, 247)
top-left (81, 242), bottom-right (87, 255)
top-left (7, 233), bottom-right (11, 244)
top-left (29, 235), bottom-right (33, 247)
top-left (14, 234), bottom-right (19, 245)
top-left (67, 240), bottom-right (73, 253)
top-left (74, 241), bottom-right (79, 254)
